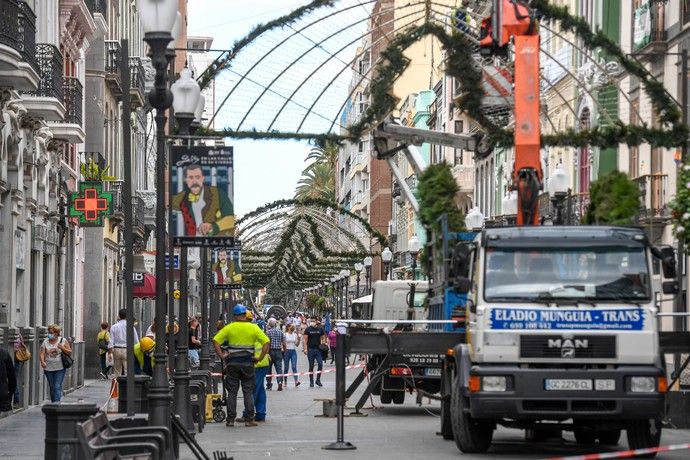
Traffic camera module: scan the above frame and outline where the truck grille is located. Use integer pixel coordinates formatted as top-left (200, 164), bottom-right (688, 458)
top-left (519, 335), bottom-right (616, 359)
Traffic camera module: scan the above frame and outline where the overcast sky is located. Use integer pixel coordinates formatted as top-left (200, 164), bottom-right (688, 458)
top-left (187, 0), bottom-right (315, 217)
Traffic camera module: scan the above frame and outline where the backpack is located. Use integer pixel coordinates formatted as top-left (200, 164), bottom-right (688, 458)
top-left (97, 332), bottom-right (109, 351)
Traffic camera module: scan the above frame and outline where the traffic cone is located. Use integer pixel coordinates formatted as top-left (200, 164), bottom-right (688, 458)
top-left (106, 378), bottom-right (119, 414)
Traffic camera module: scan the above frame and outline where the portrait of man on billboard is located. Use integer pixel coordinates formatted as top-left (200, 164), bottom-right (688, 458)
top-left (172, 164), bottom-right (235, 237)
top-left (212, 248), bottom-right (242, 286)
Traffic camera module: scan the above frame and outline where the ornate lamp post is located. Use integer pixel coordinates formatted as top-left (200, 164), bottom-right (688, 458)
top-left (363, 256), bottom-right (372, 294)
top-left (381, 247), bottom-right (393, 281)
top-left (170, 66), bottom-right (201, 433)
top-left (407, 234), bottom-right (421, 321)
top-left (547, 163), bottom-right (569, 225)
top-left (339, 269), bottom-right (350, 318)
top-left (354, 262), bottom-right (363, 297)
top-left (502, 191), bottom-right (518, 226)
top-left (465, 206), bottom-right (485, 231)
top-left (138, 0), bottom-right (178, 431)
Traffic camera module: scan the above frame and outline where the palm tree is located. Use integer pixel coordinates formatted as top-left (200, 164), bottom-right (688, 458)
top-left (304, 141), bottom-right (339, 174)
top-left (294, 140), bottom-right (339, 201)
top-left (295, 162), bottom-right (335, 201)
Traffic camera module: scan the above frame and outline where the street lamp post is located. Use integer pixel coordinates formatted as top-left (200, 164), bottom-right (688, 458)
top-left (354, 263), bottom-right (363, 297)
top-left (139, 0), bottom-right (178, 431)
top-left (340, 269), bottom-right (349, 318)
top-left (170, 67), bottom-right (201, 434)
top-left (547, 164), bottom-right (569, 225)
top-left (363, 256), bottom-right (372, 294)
top-left (381, 247), bottom-right (392, 281)
top-left (465, 206), bottom-right (485, 231)
top-left (407, 235), bottom-right (421, 321)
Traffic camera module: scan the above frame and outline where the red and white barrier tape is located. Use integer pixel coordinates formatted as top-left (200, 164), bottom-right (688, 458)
top-left (211, 363), bottom-right (365, 379)
top-left (547, 442), bottom-right (690, 460)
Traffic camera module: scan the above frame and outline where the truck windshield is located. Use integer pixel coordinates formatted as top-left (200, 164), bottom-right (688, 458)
top-left (484, 246), bottom-right (650, 302)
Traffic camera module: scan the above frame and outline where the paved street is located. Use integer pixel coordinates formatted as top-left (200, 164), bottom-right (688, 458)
top-left (1, 354), bottom-right (689, 459)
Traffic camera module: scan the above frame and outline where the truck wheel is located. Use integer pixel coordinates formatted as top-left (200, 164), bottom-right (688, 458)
top-left (626, 419), bottom-right (661, 458)
top-left (574, 430), bottom-right (597, 445)
top-left (450, 374), bottom-right (493, 453)
top-left (380, 390), bottom-right (393, 404)
top-left (441, 397), bottom-right (453, 440)
top-left (597, 429), bottom-right (621, 446)
top-left (392, 391), bottom-right (405, 404)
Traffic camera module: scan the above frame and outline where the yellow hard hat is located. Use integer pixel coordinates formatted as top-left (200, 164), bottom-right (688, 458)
top-left (140, 337), bottom-right (155, 353)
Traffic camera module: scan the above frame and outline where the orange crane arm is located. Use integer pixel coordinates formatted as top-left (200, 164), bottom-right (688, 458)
top-left (480, 0), bottom-right (542, 225)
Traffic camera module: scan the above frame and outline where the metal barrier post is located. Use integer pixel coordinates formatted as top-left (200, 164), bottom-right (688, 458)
top-left (323, 332), bottom-right (356, 450)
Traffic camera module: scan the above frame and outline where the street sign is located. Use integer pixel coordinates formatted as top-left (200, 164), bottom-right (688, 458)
top-left (133, 272), bottom-right (145, 287)
top-left (165, 254), bottom-right (180, 270)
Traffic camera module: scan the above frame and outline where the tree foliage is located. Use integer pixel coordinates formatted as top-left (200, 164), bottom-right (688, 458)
top-left (582, 171), bottom-right (639, 225)
top-left (417, 162), bottom-right (466, 233)
top-left (294, 141), bottom-right (338, 201)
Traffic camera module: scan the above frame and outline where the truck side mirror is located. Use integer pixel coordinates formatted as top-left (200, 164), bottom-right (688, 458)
top-left (658, 246), bottom-right (677, 279)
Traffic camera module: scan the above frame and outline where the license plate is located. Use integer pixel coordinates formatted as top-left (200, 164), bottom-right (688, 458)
top-left (425, 368), bottom-right (442, 376)
top-left (545, 379), bottom-right (592, 391)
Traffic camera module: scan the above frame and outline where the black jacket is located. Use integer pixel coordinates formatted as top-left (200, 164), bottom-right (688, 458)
top-left (0, 348), bottom-right (16, 411)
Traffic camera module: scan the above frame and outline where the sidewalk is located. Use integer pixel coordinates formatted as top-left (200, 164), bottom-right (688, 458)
top-left (0, 378), bottom-right (112, 459)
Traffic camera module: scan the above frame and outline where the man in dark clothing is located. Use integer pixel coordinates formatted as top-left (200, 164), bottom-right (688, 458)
top-left (0, 348), bottom-right (17, 412)
top-left (302, 318), bottom-right (326, 387)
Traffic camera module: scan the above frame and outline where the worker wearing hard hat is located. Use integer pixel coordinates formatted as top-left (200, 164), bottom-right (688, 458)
top-left (238, 310), bottom-right (270, 422)
top-left (213, 304), bottom-right (269, 427)
top-left (133, 337), bottom-right (155, 377)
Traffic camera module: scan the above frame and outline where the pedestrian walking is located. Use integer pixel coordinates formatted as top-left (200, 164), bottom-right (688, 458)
top-left (239, 310), bottom-right (269, 422)
top-left (327, 329), bottom-right (337, 364)
top-left (213, 304), bottom-right (269, 427)
top-left (108, 309), bottom-right (139, 376)
top-left (303, 318), bottom-right (326, 387)
top-left (133, 337), bottom-right (155, 376)
top-left (188, 317), bottom-right (201, 368)
top-left (39, 324), bottom-right (71, 402)
top-left (0, 347), bottom-right (16, 412)
top-left (97, 322), bottom-right (112, 379)
top-left (283, 324), bottom-right (301, 387)
top-left (265, 318), bottom-right (285, 391)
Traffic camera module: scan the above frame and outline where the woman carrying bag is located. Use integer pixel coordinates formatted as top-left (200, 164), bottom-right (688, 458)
top-left (39, 324), bottom-right (72, 402)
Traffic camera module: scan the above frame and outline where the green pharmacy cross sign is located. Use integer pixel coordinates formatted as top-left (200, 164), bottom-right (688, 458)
top-left (69, 181), bottom-right (114, 227)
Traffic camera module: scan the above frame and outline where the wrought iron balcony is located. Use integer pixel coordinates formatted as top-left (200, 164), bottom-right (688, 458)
top-left (17, 1), bottom-right (37, 72)
top-left (129, 56), bottom-right (146, 108)
top-left (85, 0), bottom-right (107, 21)
top-left (105, 40), bottom-right (122, 97)
top-left (0, 0), bottom-right (19, 52)
top-left (63, 77), bottom-right (83, 125)
top-left (22, 43), bottom-right (63, 100)
top-left (634, 173), bottom-right (669, 223)
top-left (633, 0), bottom-right (667, 54)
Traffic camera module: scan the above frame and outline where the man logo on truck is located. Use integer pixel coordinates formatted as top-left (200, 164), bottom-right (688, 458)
top-left (547, 338), bottom-right (589, 359)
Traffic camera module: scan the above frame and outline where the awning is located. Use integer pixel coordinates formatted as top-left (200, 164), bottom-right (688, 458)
top-left (133, 273), bottom-right (156, 299)
top-left (351, 294), bottom-right (372, 304)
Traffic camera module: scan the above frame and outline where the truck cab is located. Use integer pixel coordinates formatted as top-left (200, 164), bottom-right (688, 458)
top-left (450, 226), bottom-right (671, 454)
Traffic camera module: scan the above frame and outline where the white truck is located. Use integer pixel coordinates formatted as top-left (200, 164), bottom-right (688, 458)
top-left (445, 225), bottom-right (674, 454)
top-left (354, 280), bottom-right (452, 405)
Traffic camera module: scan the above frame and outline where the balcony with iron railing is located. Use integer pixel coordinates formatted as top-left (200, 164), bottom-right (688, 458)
top-left (20, 43), bottom-right (65, 120)
top-left (634, 0), bottom-right (667, 54)
top-left (49, 77), bottom-right (85, 143)
top-left (634, 173), bottom-right (669, 223)
top-left (105, 40), bottom-right (122, 97)
top-left (0, 0), bottom-right (39, 90)
top-left (129, 56), bottom-right (146, 108)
